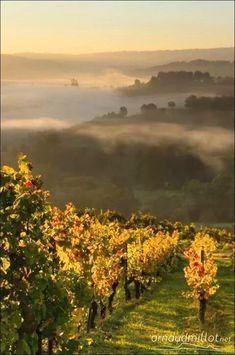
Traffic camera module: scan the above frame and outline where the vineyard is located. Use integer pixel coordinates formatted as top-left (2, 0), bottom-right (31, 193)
top-left (0, 155), bottom-right (234, 354)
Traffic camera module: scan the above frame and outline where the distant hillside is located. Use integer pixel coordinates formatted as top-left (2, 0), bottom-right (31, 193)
top-left (2, 47), bottom-right (234, 80)
top-left (119, 71), bottom-right (234, 96)
top-left (138, 60), bottom-right (234, 78)
top-left (14, 47), bottom-right (235, 65)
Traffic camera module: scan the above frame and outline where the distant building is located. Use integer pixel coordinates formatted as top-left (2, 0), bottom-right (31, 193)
top-left (70, 78), bottom-right (79, 86)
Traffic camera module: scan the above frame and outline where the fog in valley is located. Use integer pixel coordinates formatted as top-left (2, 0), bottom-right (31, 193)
top-left (2, 48), bottom-right (234, 223)
top-left (2, 82), bottom-right (187, 128)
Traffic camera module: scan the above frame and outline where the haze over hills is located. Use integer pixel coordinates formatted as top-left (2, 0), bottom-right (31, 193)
top-left (2, 47), bottom-right (234, 82)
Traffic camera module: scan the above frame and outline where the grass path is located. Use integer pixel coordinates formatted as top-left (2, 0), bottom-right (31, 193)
top-left (86, 258), bottom-right (234, 354)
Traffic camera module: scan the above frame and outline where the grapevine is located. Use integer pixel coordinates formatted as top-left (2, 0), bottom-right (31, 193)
top-left (1, 155), bottom-right (228, 353)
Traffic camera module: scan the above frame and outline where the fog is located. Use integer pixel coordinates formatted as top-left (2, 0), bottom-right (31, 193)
top-left (2, 82), bottom-right (187, 128)
top-left (1, 51), bottom-right (234, 222)
top-left (1, 118), bottom-right (70, 130)
top-left (2, 81), bottom-right (233, 172)
top-left (75, 121), bottom-right (233, 171)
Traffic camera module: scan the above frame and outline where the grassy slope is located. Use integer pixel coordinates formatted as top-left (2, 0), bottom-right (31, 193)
top-left (84, 256), bottom-right (234, 354)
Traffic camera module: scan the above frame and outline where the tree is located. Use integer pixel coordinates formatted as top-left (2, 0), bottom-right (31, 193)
top-left (134, 79), bottom-right (141, 87)
top-left (194, 71), bottom-right (204, 82)
top-left (185, 95), bottom-right (197, 108)
top-left (168, 101), bottom-right (176, 109)
top-left (119, 106), bottom-right (128, 117)
top-left (140, 103), bottom-right (157, 113)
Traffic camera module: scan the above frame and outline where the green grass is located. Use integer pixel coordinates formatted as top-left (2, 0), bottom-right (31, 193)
top-left (82, 256), bottom-right (234, 354)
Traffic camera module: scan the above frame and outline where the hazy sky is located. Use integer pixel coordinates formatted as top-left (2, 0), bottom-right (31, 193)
top-left (2, 1), bottom-right (234, 54)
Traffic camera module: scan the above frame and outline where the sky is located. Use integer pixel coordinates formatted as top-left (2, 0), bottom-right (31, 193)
top-left (1, 1), bottom-right (234, 54)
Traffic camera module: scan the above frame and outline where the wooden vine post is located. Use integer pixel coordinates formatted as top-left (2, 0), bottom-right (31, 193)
top-left (124, 241), bottom-right (131, 301)
top-left (108, 281), bottom-right (119, 314)
top-left (199, 246), bottom-right (206, 323)
top-left (35, 324), bottom-right (43, 355)
top-left (87, 296), bottom-right (98, 333)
